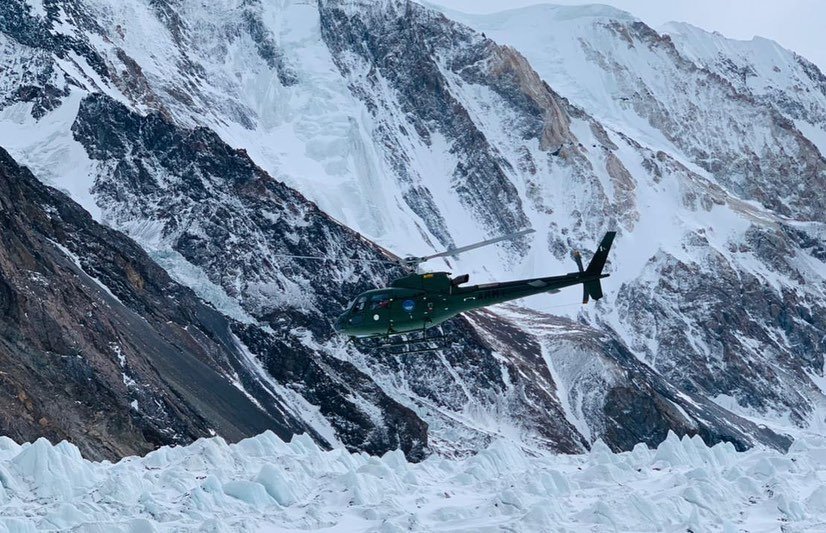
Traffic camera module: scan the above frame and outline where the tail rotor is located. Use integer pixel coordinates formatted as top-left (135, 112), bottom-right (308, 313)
top-left (571, 231), bottom-right (616, 305)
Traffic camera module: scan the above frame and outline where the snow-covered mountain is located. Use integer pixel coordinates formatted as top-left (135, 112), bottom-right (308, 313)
top-left (0, 0), bottom-right (823, 461)
top-left (439, 3), bottom-right (826, 431)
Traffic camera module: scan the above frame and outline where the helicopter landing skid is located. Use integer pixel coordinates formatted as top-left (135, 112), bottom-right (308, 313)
top-left (352, 331), bottom-right (452, 355)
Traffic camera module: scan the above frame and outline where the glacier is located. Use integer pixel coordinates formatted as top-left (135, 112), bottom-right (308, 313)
top-left (2, 431), bottom-right (826, 531)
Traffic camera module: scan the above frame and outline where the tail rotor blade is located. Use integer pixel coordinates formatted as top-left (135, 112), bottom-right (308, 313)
top-left (572, 250), bottom-right (585, 273)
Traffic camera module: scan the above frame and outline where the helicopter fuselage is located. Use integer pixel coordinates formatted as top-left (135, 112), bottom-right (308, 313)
top-left (333, 270), bottom-right (607, 338)
top-left (334, 231), bottom-right (616, 339)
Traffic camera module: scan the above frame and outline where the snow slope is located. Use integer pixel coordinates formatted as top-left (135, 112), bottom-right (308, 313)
top-left (662, 21), bottom-right (826, 129)
top-left (2, 431), bottom-right (826, 531)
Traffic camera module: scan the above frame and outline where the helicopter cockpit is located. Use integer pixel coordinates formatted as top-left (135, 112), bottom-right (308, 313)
top-left (335, 292), bottom-right (394, 331)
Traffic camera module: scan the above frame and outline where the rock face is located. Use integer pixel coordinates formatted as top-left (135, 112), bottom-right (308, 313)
top-left (0, 146), bottom-right (310, 460)
top-left (0, 0), bottom-right (822, 459)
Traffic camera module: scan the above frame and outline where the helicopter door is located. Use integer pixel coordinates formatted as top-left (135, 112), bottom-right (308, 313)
top-left (368, 294), bottom-right (391, 326)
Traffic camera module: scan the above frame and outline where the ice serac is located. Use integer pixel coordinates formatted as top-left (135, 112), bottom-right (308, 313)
top-left (3, 431), bottom-right (826, 531)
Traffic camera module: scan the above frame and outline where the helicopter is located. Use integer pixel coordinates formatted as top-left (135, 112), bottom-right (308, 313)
top-left (275, 229), bottom-right (615, 353)
top-left (313, 228), bottom-right (616, 353)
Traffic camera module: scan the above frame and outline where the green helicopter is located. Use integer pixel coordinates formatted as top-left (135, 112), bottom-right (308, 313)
top-left (281, 229), bottom-right (615, 353)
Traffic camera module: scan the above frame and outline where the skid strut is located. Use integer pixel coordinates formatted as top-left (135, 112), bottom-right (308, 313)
top-left (351, 329), bottom-right (453, 354)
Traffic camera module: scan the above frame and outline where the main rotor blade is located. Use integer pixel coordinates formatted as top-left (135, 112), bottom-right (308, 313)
top-left (416, 228), bottom-right (536, 263)
top-left (271, 253), bottom-right (397, 265)
top-left (273, 227), bottom-right (535, 271)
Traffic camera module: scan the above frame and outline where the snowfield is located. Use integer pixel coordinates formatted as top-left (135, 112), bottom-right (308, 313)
top-left (1, 432), bottom-right (825, 532)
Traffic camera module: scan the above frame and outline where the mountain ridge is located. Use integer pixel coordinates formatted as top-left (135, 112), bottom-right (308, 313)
top-left (0, 0), bottom-right (822, 459)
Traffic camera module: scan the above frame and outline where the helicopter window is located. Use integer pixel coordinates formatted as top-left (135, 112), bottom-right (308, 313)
top-left (370, 294), bottom-right (391, 310)
top-left (352, 296), bottom-right (367, 312)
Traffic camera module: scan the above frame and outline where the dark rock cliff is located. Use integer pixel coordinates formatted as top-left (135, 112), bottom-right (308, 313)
top-left (0, 146), bottom-right (309, 460)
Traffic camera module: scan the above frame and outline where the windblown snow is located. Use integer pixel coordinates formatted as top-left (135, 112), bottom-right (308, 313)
top-left (2, 431), bottom-right (826, 532)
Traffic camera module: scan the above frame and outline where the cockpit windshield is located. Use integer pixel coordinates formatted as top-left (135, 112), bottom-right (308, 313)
top-left (349, 293), bottom-right (394, 314)
top-left (350, 296), bottom-right (367, 313)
